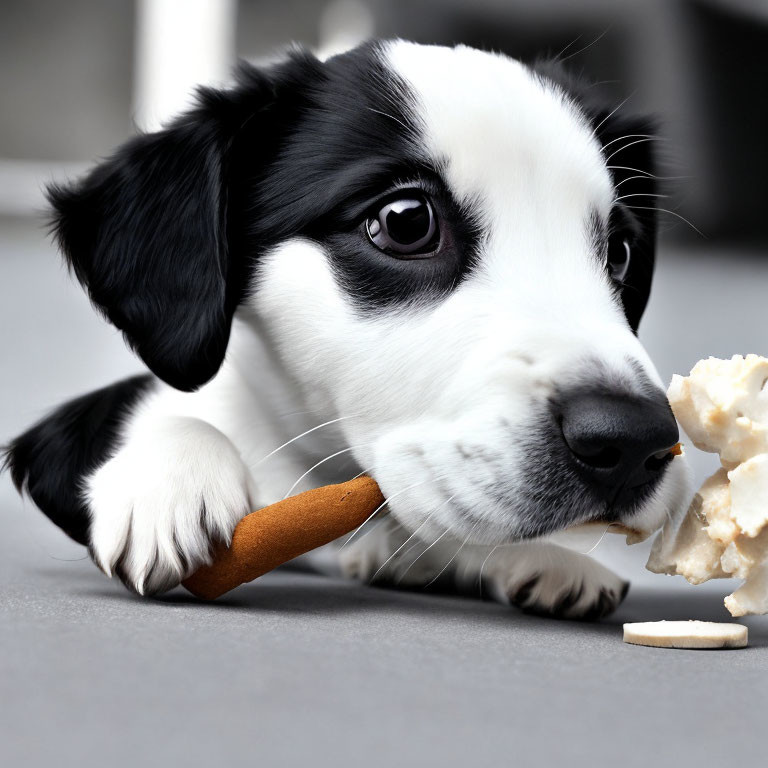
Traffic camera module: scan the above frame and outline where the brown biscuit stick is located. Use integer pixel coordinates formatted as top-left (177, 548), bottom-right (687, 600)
top-left (182, 476), bottom-right (384, 600)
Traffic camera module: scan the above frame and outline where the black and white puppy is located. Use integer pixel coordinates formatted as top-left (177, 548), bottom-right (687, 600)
top-left (4, 41), bottom-right (690, 617)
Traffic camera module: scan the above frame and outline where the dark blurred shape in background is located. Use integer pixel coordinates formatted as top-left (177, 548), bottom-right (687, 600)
top-left (0, 0), bottom-right (766, 245)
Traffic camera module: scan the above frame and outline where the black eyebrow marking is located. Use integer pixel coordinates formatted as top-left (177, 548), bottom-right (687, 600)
top-left (239, 41), bottom-right (482, 313)
top-left (309, 162), bottom-right (446, 232)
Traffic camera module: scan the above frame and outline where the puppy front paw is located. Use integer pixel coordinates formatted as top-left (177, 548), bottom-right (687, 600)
top-left (85, 417), bottom-right (254, 595)
top-left (486, 543), bottom-right (629, 620)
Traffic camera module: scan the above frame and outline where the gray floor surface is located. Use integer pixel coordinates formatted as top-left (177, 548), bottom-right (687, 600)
top-left (2, 215), bottom-right (767, 767)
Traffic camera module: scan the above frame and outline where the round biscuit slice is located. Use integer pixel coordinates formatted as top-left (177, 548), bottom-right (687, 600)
top-left (623, 620), bottom-right (748, 649)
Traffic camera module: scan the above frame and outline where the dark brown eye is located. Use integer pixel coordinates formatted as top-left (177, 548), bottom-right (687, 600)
top-left (366, 195), bottom-right (438, 256)
top-left (608, 236), bottom-right (631, 283)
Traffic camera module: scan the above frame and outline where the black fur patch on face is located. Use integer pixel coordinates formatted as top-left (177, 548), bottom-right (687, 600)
top-left (46, 65), bottom-right (284, 392)
top-left (46, 44), bottom-right (653, 394)
top-left (247, 42), bottom-right (481, 311)
top-left (2, 375), bottom-right (154, 544)
top-left (48, 43), bottom-right (479, 392)
top-left (531, 59), bottom-right (658, 333)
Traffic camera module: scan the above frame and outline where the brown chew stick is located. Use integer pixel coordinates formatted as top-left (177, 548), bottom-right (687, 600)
top-left (182, 476), bottom-right (384, 600)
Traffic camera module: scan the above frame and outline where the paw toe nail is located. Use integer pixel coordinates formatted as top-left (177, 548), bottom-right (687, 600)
top-left (512, 575), bottom-right (540, 605)
top-left (620, 581), bottom-right (631, 601)
top-left (553, 586), bottom-right (583, 615)
top-left (89, 547), bottom-right (113, 578)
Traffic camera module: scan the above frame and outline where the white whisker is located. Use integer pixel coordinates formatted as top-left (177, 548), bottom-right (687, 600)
top-left (614, 175), bottom-right (654, 189)
top-left (591, 91), bottom-right (636, 138)
top-left (552, 33), bottom-right (584, 62)
top-left (282, 444), bottom-right (368, 499)
top-left (614, 192), bottom-right (670, 203)
top-left (369, 509), bottom-right (441, 583)
top-left (614, 173), bottom-right (691, 187)
top-left (423, 523), bottom-right (479, 588)
top-left (396, 528), bottom-right (451, 583)
top-left (478, 545), bottom-right (500, 596)
top-left (256, 414), bottom-right (357, 466)
top-left (367, 107), bottom-right (410, 132)
top-left (339, 474), bottom-right (448, 551)
top-left (338, 509), bottom-right (386, 550)
top-left (601, 133), bottom-right (658, 153)
top-left (400, 537), bottom-right (426, 563)
top-left (607, 165), bottom-right (657, 179)
top-left (623, 205), bottom-right (705, 237)
top-left (559, 26), bottom-right (611, 64)
top-left (584, 79), bottom-right (621, 90)
top-left (605, 137), bottom-right (662, 164)
top-left (582, 524), bottom-right (613, 555)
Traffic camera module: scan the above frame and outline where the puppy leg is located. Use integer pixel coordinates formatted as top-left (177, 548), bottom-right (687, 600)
top-left (337, 515), bottom-right (457, 588)
top-left (456, 541), bottom-right (630, 620)
top-left (339, 521), bottom-right (628, 619)
top-left (86, 415), bottom-right (256, 595)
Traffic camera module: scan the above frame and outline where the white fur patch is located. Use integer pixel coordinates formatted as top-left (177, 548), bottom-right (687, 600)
top-left (86, 410), bottom-right (255, 594)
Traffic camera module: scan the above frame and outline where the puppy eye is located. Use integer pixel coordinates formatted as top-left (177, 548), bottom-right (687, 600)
top-left (607, 237), bottom-right (631, 283)
top-left (366, 194), bottom-right (438, 256)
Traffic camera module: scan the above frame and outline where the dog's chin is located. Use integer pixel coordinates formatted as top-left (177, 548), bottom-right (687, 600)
top-left (381, 487), bottom-right (613, 550)
top-left (547, 454), bottom-right (693, 547)
top-left (379, 453), bottom-right (692, 550)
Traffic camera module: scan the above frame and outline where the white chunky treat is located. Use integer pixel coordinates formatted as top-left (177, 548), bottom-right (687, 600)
top-left (667, 354), bottom-right (768, 464)
top-left (646, 469), bottom-right (730, 584)
top-left (623, 621), bottom-right (748, 649)
top-left (725, 563), bottom-right (768, 616)
top-left (648, 355), bottom-right (768, 616)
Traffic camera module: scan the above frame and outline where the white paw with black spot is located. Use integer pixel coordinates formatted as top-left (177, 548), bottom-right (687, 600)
top-left (487, 545), bottom-right (630, 620)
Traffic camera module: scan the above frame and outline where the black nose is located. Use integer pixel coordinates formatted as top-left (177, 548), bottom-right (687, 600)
top-left (559, 390), bottom-right (679, 500)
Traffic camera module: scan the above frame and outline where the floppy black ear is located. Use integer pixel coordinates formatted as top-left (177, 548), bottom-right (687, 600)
top-left (531, 58), bottom-right (659, 331)
top-left (595, 110), bottom-right (658, 332)
top-left (48, 66), bottom-right (280, 391)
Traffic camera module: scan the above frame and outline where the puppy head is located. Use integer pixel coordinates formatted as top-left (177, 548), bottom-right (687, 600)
top-left (250, 41), bottom-right (689, 544)
top-left (51, 40), bottom-right (689, 543)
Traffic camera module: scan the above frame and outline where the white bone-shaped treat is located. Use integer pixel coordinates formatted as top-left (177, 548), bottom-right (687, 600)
top-left (647, 355), bottom-right (768, 616)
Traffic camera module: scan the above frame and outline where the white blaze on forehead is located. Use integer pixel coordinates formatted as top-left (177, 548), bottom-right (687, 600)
top-left (384, 41), bottom-right (614, 218)
top-left (384, 41), bottom-right (627, 341)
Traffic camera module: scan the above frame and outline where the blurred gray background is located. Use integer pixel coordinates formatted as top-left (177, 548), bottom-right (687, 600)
top-left (1, 1), bottom-right (767, 767)
top-left (3, 0), bottom-right (768, 241)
